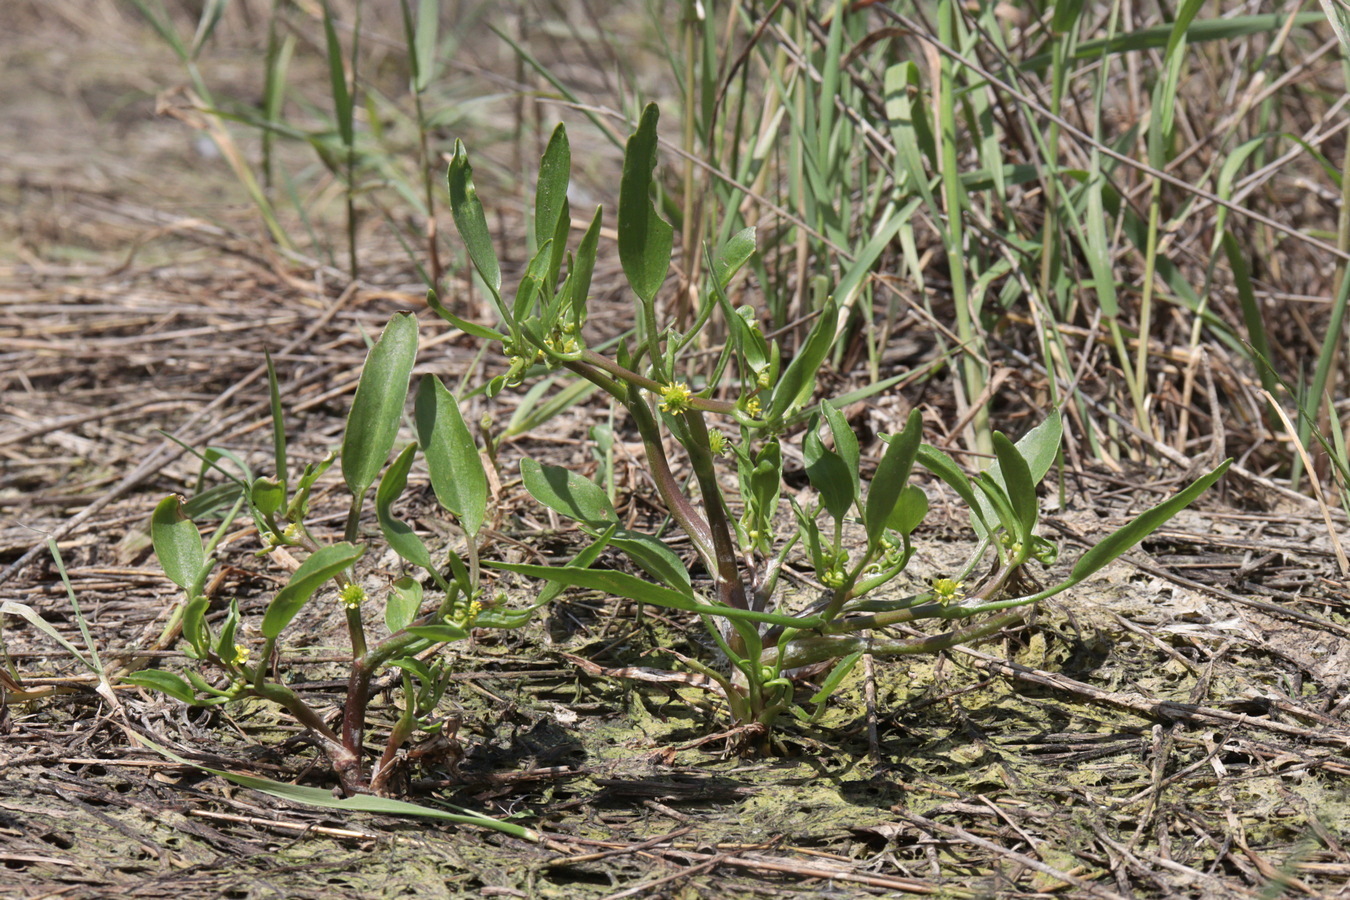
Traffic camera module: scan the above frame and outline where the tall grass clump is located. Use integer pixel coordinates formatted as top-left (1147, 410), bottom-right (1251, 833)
top-left (504, 2), bottom-right (1344, 481)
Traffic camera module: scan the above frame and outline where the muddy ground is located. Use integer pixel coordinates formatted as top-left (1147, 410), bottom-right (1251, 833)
top-left (4, 5), bottom-right (1350, 898)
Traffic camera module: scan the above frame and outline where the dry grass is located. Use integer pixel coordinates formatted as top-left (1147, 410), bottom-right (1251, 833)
top-left (3, 2), bottom-right (1350, 897)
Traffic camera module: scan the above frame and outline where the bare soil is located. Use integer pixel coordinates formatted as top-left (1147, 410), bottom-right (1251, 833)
top-left (4, 6), bottom-right (1350, 899)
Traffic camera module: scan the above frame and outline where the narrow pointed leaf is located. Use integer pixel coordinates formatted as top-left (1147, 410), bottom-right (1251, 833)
top-left (448, 141), bottom-right (502, 300)
top-left (426, 289), bottom-right (506, 341)
top-left (992, 431), bottom-right (1037, 537)
top-left (866, 409), bottom-right (922, 547)
top-left (972, 411), bottom-right (1061, 538)
top-left (617, 103), bottom-right (673, 303)
top-left (768, 298), bottom-right (838, 422)
top-left (125, 670), bottom-right (199, 704)
top-left (488, 562), bottom-right (823, 629)
top-left (134, 733), bottom-right (537, 839)
top-left (1069, 461), bottom-right (1230, 584)
top-left (342, 313), bottom-right (418, 497)
top-left (406, 622), bottom-right (469, 643)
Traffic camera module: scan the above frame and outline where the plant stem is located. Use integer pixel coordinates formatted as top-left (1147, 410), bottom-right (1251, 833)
top-left (681, 411), bottom-right (749, 611)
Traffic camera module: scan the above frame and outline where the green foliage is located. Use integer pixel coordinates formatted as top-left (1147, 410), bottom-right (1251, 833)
top-left (447, 111), bottom-right (1230, 747)
top-left (137, 317), bottom-right (539, 797)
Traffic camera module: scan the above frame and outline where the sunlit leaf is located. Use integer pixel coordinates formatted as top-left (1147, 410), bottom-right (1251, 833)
top-left (617, 104), bottom-right (673, 303)
top-left (415, 376), bottom-right (488, 536)
top-left (386, 577), bottom-right (421, 634)
top-left (261, 542), bottom-right (365, 639)
top-left (866, 409), bottom-right (922, 548)
top-left (152, 495), bottom-right (205, 593)
top-left (1069, 461), bottom-right (1230, 584)
top-left (342, 313), bottom-right (418, 498)
top-left (448, 141), bottom-right (502, 301)
top-left (125, 669), bottom-right (198, 705)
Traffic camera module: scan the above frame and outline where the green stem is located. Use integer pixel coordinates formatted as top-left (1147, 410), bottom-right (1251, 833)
top-left (682, 411), bottom-right (749, 611)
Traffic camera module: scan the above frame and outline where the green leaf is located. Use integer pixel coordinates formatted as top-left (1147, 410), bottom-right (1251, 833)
top-left (385, 576), bottom-right (424, 634)
top-left (971, 411), bottom-right (1061, 539)
top-left (535, 123), bottom-right (571, 282)
top-left (992, 431), bottom-right (1037, 538)
top-left (134, 732), bottom-right (537, 840)
top-left (406, 622), bottom-right (469, 643)
top-left (414, 376), bottom-right (488, 535)
top-left (866, 409), bottom-right (922, 548)
top-left (426, 289), bottom-right (506, 341)
top-left (617, 103), bottom-right (673, 304)
top-left (376, 444), bottom-right (447, 589)
top-left (608, 530), bottom-right (692, 593)
top-left (915, 442), bottom-right (987, 533)
top-left (412, 0), bottom-right (439, 93)
top-left (215, 599), bottom-right (241, 665)
top-left (264, 350), bottom-right (288, 490)
top-left (1070, 461), bottom-right (1230, 584)
top-left (152, 495), bottom-right (205, 593)
top-left (489, 562), bottom-right (822, 629)
top-left (0, 600), bottom-right (93, 670)
top-left (822, 402), bottom-right (861, 507)
top-left (713, 227), bottom-right (757, 290)
top-left (888, 484), bottom-right (929, 536)
top-left (569, 206), bottom-right (602, 331)
top-left (251, 476), bottom-right (285, 518)
top-left (342, 313), bottom-right (419, 497)
top-left (261, 542), bottom-right (365, 639)
top-left (448, 140), bottom-right (503, 301)
top-left (520, 458), bottom-right (618, 529)
top-left (768, 297), bottom-right (838, 423)
top-left (182, 594), bottom-right (211, 658)
top-left (320, 0), bottom-right (353, 148)
top-left (804, 418), bottom-right (854, 522)
top-left (125, 669), bottom-right (199, 705)
top-left (807, 650), bottom-right (863, 706)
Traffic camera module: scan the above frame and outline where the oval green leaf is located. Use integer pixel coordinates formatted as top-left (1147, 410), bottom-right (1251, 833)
top-left (386, 576), bottom-right (424, 634)
top-left (152, 495), bottom-right (205, 593)
top-left (520, 458), bottom-right (618, 529)
top-left (414, 376), bottom-right (488, 536)
top-left (126, 669), bottom-right (199, 705)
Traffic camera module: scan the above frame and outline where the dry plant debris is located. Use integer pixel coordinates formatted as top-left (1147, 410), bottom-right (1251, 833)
top-left (2, 2), bottom-right (1350, 898)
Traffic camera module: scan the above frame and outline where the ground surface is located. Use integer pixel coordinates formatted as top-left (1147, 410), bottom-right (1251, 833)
top-left (4, 5), bottom-right (1350, 899)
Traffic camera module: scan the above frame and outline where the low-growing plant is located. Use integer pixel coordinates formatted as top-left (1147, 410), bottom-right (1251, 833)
top-left (131, 314), bottom-right (545, 795)
top-left (438, 106), bottom-right (1231, 748)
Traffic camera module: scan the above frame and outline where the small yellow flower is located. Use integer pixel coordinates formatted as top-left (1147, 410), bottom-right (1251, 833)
top-left (340, 583), bottom-right (367, 610)
top-left (707, 429), bottom-right (730, 457)
top-left (231, 643), bottom-right (250, 667)
top-left (743, 396), bottom-right (762, 418)
top-left (467, 599), bottom-right (483, 622)
top-left (281, 522), bottom-right (301, 543)
top-left (659, 381), bottom-right (694, 414)
top-left (932, 577), bottom-right (964, 603)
